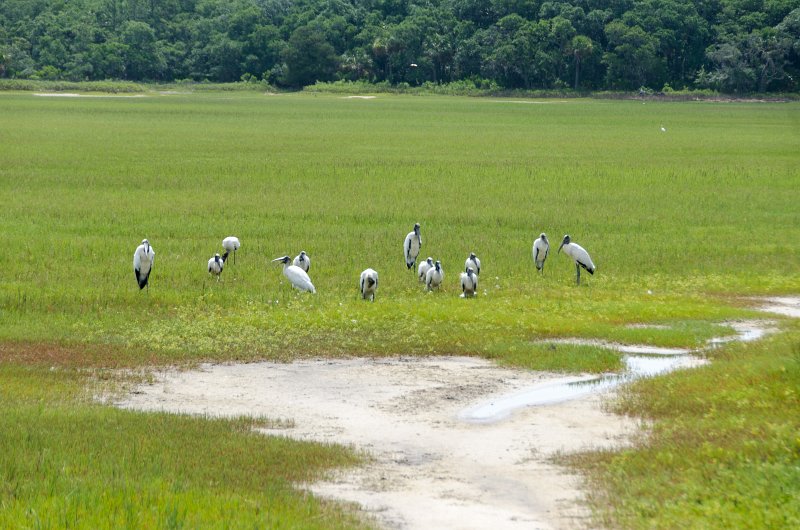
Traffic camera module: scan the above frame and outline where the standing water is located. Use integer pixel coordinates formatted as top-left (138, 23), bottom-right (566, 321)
top-left (460, 313), bottom-right (788, 424)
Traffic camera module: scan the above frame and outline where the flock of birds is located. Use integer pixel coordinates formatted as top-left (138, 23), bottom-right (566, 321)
top-left (132, 224), bottom-right (596, 301)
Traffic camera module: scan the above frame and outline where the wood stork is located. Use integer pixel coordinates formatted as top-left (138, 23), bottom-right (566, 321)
top-left (460, 267), bottom-right (478, 298)
top-left (533, 233), bottom-right (550, 273)
top-left (272, 256), bottom-right (316, 293)
top-left (133, 239), bottom-right (155, 290)
top-left (558, 234), bottom-right (596, 285)
top-left (465, 252), bottom-right (481, 275)
top-left (360, 268), bottom-right (378, 301)
top-left (208, 251), bottom-right (229, 280)
top-left (222, 236), bottom-right (240, 264)
top-left (425, 260), bottom-right (443, 291)
top-left (293, 251), bottom-right (311, 273)
top-left (418, 257), bottom-right (433, 283)
top-left (404, 223), bottom-right (422, 270)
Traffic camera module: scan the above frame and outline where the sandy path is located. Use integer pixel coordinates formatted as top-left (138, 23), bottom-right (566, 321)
top-left (119, 357), bottom-right (637, 529)
top-left (118, 297), bottom-right (800, 529)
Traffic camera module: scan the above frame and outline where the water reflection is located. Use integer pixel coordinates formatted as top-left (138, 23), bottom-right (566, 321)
top-left (460, 354), bottom-right (701, 423)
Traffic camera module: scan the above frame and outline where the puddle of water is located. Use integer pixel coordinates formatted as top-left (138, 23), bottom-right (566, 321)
top-left (466, 317), bottom-right (781, 423)
top-left (615, 344), bottom-right (692, 355)
top-left (708, 321), bottom-right (772, 347)
top-left (460, 354), bottom-right (704, 423)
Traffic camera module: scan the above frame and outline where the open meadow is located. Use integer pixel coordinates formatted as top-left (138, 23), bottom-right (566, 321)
top-left (0, 90), bottom-right (799, 528)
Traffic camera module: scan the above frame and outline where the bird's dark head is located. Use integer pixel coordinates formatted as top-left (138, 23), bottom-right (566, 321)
top-left (466, 267), bottom-right (474, 277)
top-left (272, 256), bottom-right (291, 265)
top-left (426, 257), bottom-right (433, 266)
top-left (558, 235), bottom-right (570, 253)
top-left (469, 252), bottom-right (476, 260)
top-left (414, 223), bottom-right (420, 234)
top-left (540, 233), bottom-right (547, 241)
top-left (142, 239), bottom-right (150, 253)
top-left (300, 251), bottom-right (307, 261)
top-left (434, 260), bottom-right (441, 271)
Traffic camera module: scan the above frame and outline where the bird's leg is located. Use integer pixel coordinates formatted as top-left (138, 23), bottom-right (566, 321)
top-left (576, 264), bottom-right (581, 286)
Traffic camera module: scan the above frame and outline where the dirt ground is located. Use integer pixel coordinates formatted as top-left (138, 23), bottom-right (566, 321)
top-left (119, 357), bottom-right (638, 530)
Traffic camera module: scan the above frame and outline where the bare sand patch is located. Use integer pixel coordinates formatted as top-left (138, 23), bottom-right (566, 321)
top-left (755, 296), bottom-right (800, 318)
top-left (119, 357), bottom-right (637, 529)
top-left (486, 100), bottom-right (569, 105)
top-left (33, 93), bottom-right (146, 98)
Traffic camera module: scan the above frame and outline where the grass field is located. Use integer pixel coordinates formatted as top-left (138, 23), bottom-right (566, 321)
top-left (0, 90), bottom-right (798, 528)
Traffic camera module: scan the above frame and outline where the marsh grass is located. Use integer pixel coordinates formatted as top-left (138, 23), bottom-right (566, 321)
top-left (567, 323), bottom-right (800, 529)
top-left (0, 364), bottom-right (371, 530)
top-left (1, 91), bottom-right (799, 528)
top-left (1, 92), bottom-right (797, 371)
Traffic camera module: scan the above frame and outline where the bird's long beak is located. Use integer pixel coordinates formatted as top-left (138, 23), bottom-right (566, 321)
top-left (271, 257), bottom-right (284, 263)
top-left (558, 243), bottom-right (564, 254)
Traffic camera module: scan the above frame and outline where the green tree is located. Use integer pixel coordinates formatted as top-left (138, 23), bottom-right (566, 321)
top-left (707, 27), bottom-right (794, 92)
top-left (121, 20), bottom-right (165, 80)
top-left (568, 34), bottom-right (594, 89)
top-left (603, 20), bottom-right (664, 89)
top-left (623, 0), bottom-right (709, 86)
top-left (282, 25), bottom-right (338, 87)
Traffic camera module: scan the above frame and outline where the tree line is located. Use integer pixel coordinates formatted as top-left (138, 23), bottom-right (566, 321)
top-left (1, 0), bottom-right (798, 93)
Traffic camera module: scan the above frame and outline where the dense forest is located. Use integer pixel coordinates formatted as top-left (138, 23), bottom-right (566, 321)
top-left (1, 0), bottom-right (799, 92)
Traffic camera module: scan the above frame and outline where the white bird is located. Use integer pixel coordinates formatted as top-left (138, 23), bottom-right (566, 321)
top-left (272, 255), bottom-right (316, 293)
top-left (133, 239), bottom-right (155, 290)
top-left (558, 234), bottom-right (596, 285)
top-left (360, 268), bottom-right (379, 301)
top-left (425, 260), bottom-right (443, 291)
top-left (460, 267), bottom-right (478, 298)
top-left (417, 257), bottom-right (433, 282)
top-left (293, 250), bottom-right (311, 272)
top-left (222, 236), bottom-right (240, 264)
top-left (403, 223), bottom-right (422, 270)
top-left (533, 233), bottom-right (550, 273)
top-left (465, 252), bottom-right (481, 275)
top-left (207, 251), bottom-right (229, 280)
top-left (660, 125), bottom-right (667, 132)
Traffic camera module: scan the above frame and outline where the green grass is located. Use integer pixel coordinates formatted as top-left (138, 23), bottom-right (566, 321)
top-left (571, 323), bottom-right (800, 529)
top-left (0, 91), bottom-right (798, 528)
top-left (1, 92), bottom-right (797, 367)
top-left (0, 364), bottom-right (371, 529)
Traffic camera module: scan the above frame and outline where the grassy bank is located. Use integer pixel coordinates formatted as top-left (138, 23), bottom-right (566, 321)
top-left (572, 322), bottom-right (800, 529)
